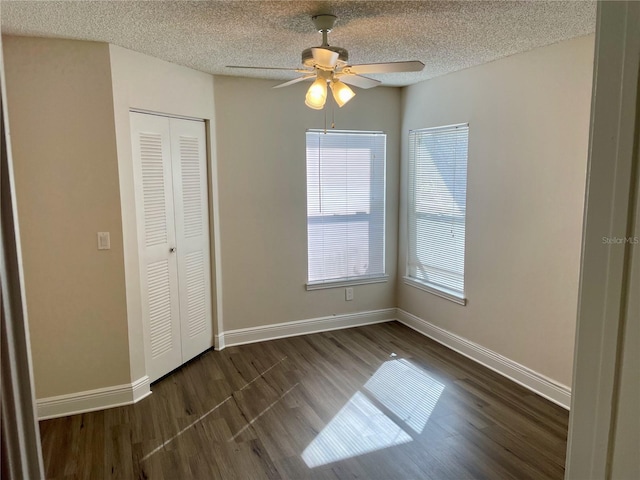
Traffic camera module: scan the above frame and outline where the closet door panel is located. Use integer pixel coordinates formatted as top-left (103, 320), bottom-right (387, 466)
top-left (130, 112), bottom-right (182, 382)
top-left (169, 118), bottom-right (213, 362)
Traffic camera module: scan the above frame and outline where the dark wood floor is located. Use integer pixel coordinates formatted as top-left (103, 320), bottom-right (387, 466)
top-left (39, 322), bottom-right (569, 479)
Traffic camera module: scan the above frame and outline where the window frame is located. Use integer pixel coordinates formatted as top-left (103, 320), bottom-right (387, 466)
top-left (404, 123), bottom-right (469, 305)
top-left (305, 129), bottom-right (388, 290)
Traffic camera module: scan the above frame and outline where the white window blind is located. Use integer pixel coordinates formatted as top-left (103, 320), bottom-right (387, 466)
top-left (306, 130), bottom-right (386, 286)
top-left (407, 124), bottom-right (468, 298)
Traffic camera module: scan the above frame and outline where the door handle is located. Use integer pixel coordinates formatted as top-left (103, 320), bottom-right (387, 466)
top-left (169, 247), bottom-right (176, 253)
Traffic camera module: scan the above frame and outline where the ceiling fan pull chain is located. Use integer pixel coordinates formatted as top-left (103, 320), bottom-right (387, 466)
top-left (324, 107), bottom-right (327, 134)
top-left (331, 101), bottom-right (336, 129)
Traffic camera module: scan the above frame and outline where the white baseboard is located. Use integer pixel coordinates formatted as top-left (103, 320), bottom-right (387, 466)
top-left (220, 308), bottom-right (396, 348)
top-left (395, 309), bottom-right (572, 409)
top-left (39, 308), bottom-right (569, 419)
top-left (37, 376), bottom-right (151, 420)
top-left (131, 376), bottom-right (152, 403)
top-left (215, 333), bottom-right (225, 351)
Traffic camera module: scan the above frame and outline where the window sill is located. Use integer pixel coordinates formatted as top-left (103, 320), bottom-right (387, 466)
top-left (306, 275), bottom-right (389, 291)
top-left (403, 277), bottom-right (467, 306)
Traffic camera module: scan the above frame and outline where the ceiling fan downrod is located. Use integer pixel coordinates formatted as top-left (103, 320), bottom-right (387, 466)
top-left (312, 14), bottom-right (337, 47)
top-left (303, 14), bottom-right (348, 67)
top-left (226, 11), bottom-right (425, 110)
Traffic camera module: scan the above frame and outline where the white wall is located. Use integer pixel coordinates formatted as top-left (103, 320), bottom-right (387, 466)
top-left (566, 3), bottom-right (640, 475)
top-left (4, 32), bottom-right (593, 410)
top-left (1, 38), bottom-right (220, 402)
top-left (108, 44), bottom-right (220, 377)
top-left (2, 36), bottom-right (131, 398)
top-left (398, 35), bottom-right (594, 387)
top-left (213, 76), bottom-right (400, 330)
top-left (610, 165), bottom-right (639, 479)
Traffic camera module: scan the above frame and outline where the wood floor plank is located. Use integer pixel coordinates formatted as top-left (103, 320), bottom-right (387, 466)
top-left (39, 322), bottom-right (570, 479)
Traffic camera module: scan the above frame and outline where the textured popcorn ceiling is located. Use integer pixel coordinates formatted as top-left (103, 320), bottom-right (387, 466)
top-left (0, 1), bottom-right (596, 86)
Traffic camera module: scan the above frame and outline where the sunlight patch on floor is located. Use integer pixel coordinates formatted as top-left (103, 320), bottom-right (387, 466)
top-left (301, 359), bottom-right (445, 468)
top-left (364, 359), bottom-right (445, 434)
top-left (141, 356), bottom-right (288, 462)
top-left (301, 391), bottom-right (412, 468)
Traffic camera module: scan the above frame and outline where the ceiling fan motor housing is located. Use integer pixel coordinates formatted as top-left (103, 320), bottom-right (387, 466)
top-left (303, 14), bottom-right (349, 68)
top-left (302, 46), bottom-right (349, 67)
top-left (257, 12), bottom-right (423, 93)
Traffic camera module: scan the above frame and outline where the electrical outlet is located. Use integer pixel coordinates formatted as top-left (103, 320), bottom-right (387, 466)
top-left (345, 287), bottom-right (354, 301)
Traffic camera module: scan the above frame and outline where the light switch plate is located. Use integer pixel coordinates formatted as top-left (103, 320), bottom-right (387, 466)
top-left (97, 232), bottom-right (111, 250)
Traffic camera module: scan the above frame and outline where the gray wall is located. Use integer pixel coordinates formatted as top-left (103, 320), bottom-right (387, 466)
top-left (4, 32), bottom-right (594, 402)
top-left (213, 76), bottom-right (401, 330)
top-left (398, 35), bottom-right (594, 387)
top-left (3, 36), bottom-right (130, 397)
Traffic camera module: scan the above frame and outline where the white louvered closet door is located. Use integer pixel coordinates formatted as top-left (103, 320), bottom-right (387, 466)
top-left (130, 112), bottom-right (212, 383)
top-left (169, 118), bottom-right (213, 364)
top-left (130, 112), bottom-right (182, 382)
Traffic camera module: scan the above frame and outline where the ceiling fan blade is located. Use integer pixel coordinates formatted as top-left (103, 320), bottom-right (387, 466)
top-left (272, 75), bottom-right (315, 89)
top-left (338, 74), bottom-right (381, 90)
top-left (311, 48), bottom-right (339, 68)
top-left (226, 65), bottom-right (304, 72)
top-left (345, 60), bottom-right (425, 75)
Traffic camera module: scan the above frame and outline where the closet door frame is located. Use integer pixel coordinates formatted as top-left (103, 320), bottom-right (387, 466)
top-left (130, 111), bottom-right (213, 383)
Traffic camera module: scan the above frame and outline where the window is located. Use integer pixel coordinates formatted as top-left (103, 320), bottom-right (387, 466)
top-left (406, 124), bottom-right (468, 304)
top-left (306, 130), bottom-right (386, 288)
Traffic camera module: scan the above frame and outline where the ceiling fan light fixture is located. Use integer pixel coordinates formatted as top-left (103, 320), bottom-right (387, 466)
top-left (229, 14), bottom-right (426, 110)
top-left (305, 77), bottom-right (327, 109)
top-left (330, 80), bottom-right (355, 107)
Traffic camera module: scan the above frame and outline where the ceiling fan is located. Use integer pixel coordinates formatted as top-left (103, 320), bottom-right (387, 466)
top-left (227, 14), bottom-right (425, 110)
